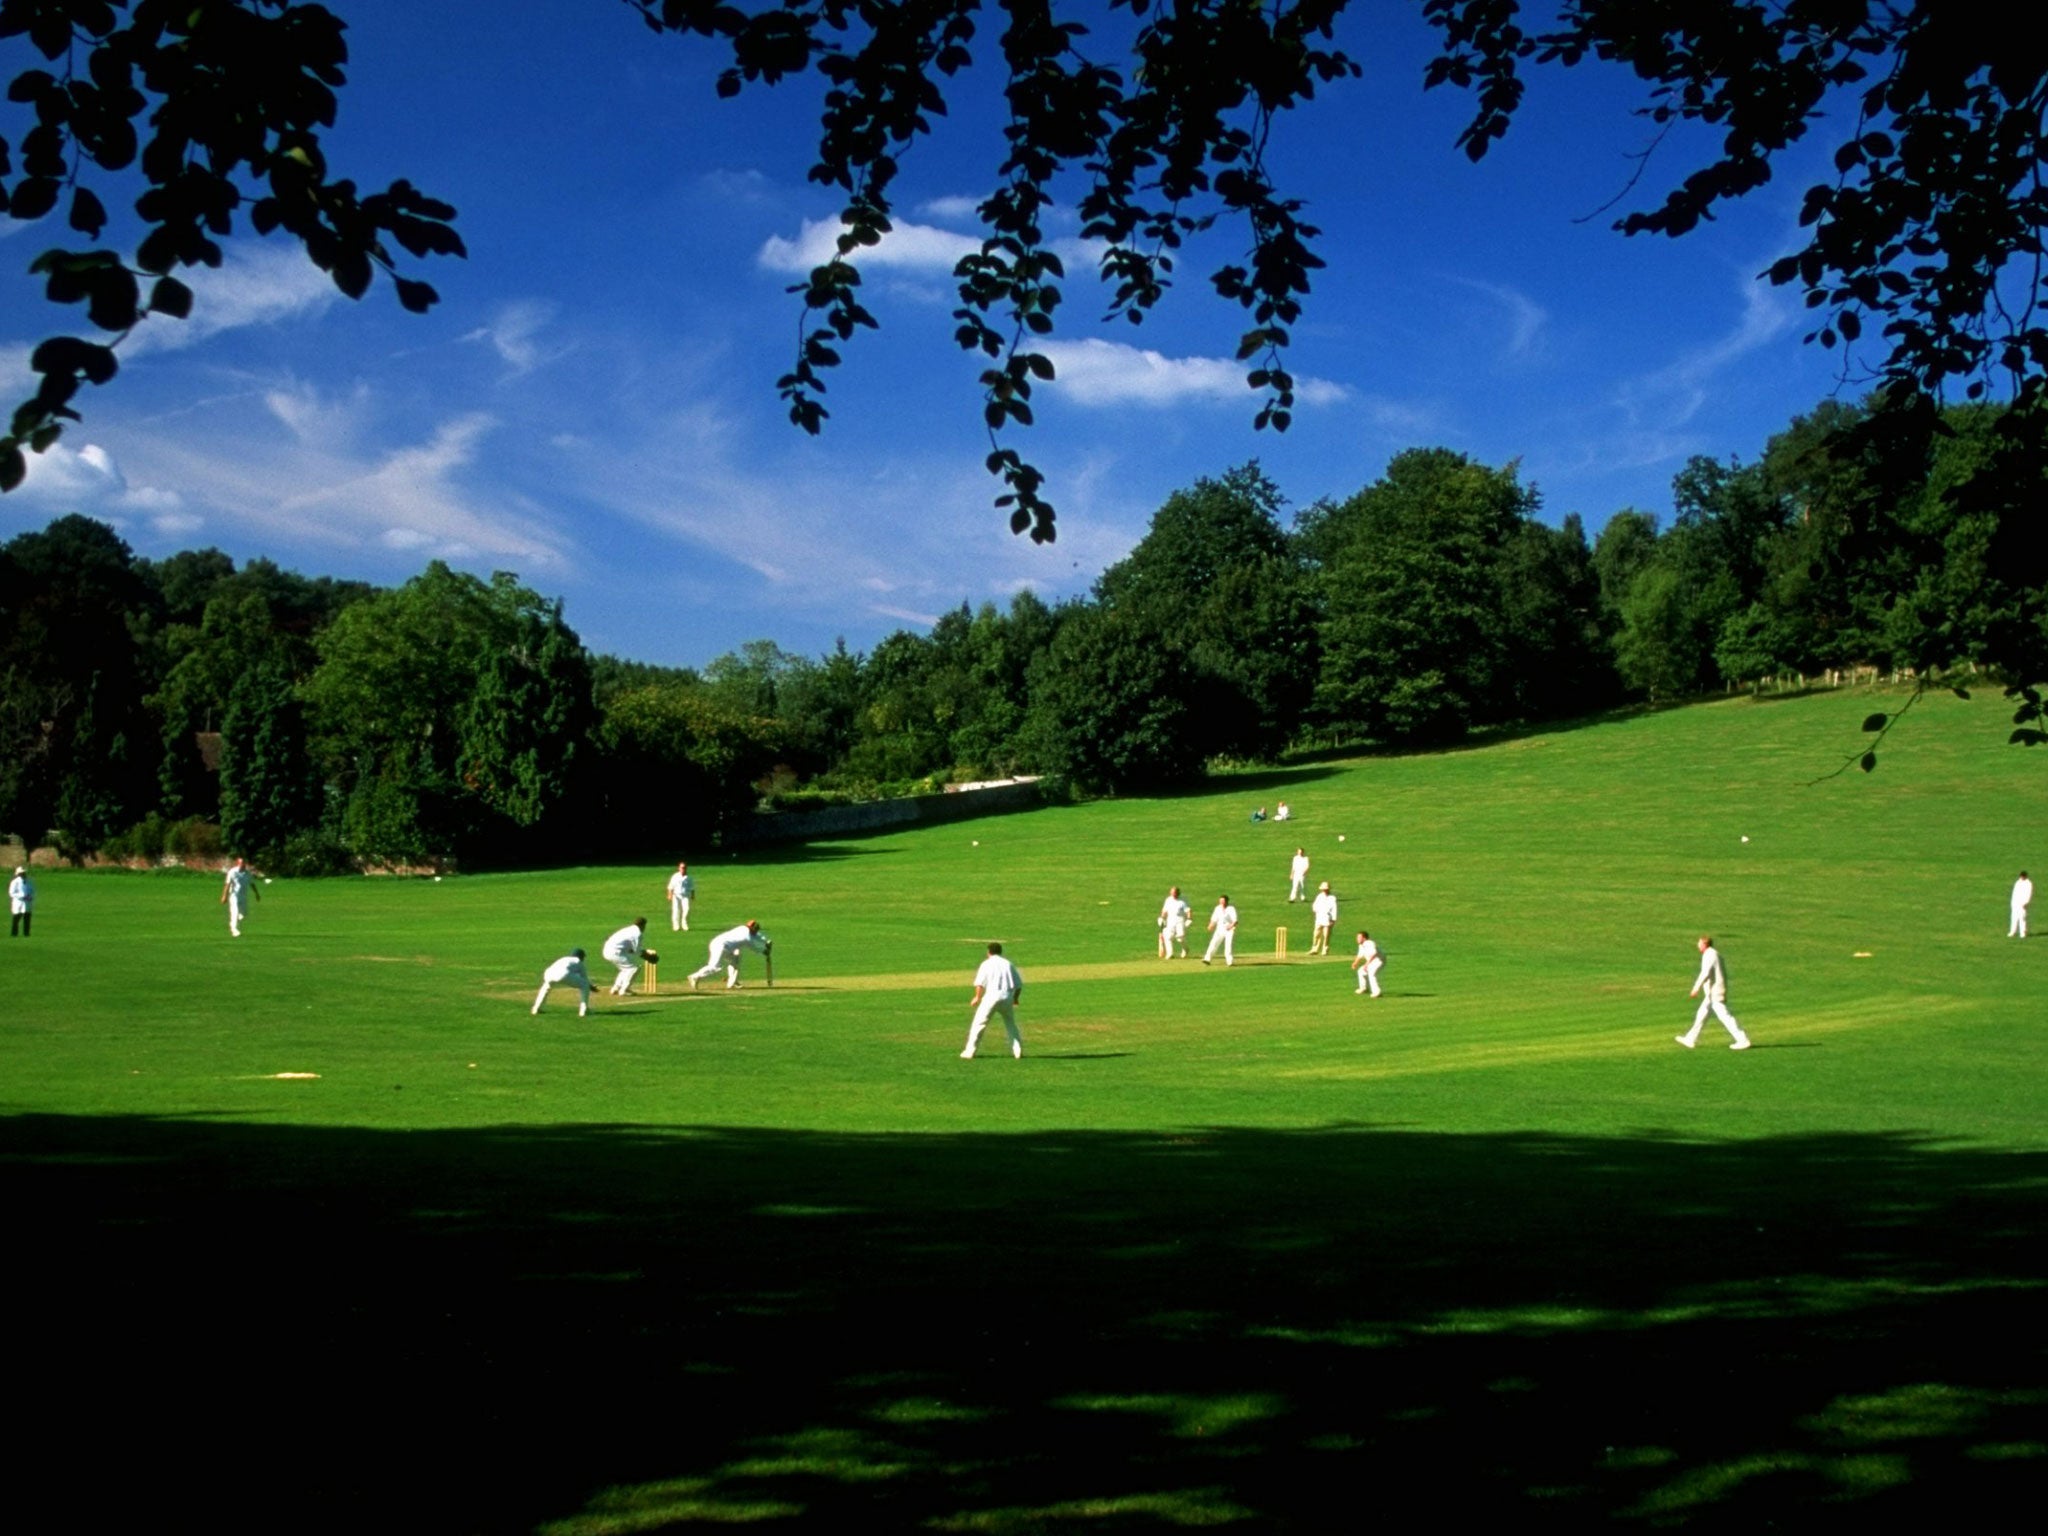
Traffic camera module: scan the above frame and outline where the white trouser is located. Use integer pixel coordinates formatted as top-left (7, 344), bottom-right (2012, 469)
top-left (228, 896), bottom-right (248, 936)
top-left (1356, 958), bottom-right (1381, 996)
top-left (607, 957), bottom-right (638, 994)
top-left (1682, 993), bottom-right (1746, 1045)
top-left (671, 896), bottom-right (690, 931)
top-left (964, 998), bottom-right (1022, 1056)
top-left (1289, 876), bottom-right (1305, 901)
top-left (2011, 904), bottom-right (2029, 938)
top-left (690, 944), bottom-right (743, 987)
top-left (1204, 928), bottom-right (1234, 965)
top-left (533, 977), bottom-right (590, 1015)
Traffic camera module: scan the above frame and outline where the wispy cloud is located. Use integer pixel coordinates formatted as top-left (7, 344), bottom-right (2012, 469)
top-left (1616, 273), bottom-right (1798, 431)
top-left (124, 242), bottom-right (341, 359)
top-left (461, 299), bottom-right (560, 374)
top-left (1037, 337), bottom-right (1349, 409)
top-left (106, 394), bottom-right (570, 569)
top-left (1448, 276), bottom-right (1550, 361)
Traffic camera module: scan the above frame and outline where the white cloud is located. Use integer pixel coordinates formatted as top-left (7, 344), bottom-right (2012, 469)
top-left (919, 195), bottom-right (984, 223)
top-left (1036, 337), bottom-right (1349, 409)
top-left (758, 215), bottom-right (979, 275)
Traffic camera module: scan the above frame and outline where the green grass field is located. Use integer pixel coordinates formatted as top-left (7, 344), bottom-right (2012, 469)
top-left (7, 686), bottom-right (2045, 1531)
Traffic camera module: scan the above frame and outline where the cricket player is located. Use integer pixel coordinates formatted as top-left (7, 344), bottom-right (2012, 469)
top-left (603, 918), bottom-right (649, 995)
top-left (532, 948), bottom-right (591, 1016)
top-left (1678, 935), bottom-right (1751, 1050)
top-left (1289, 847), bottom-right (1311, 902)
top-left (666, 861), bottom-right (695, 931)
top-left (1158, 885), bottom-right (1192, 959)
top-left (1351, 931), bottom-right (1383, 997)
top-left (220, 856), bottom-right (259, 937)
top-left (2011, 870), bottom-right (2033, 938)
top-left (1202, 895), bottom-right (1238, 967)
top-left (961, 941), bottom-right (1024, 1059)
top-left (1310, 881), bottom-right (1338, 954)
top-left (689, 919), bottom-right (773, 990)
top-left (8, 865), bottom-right (33, 938)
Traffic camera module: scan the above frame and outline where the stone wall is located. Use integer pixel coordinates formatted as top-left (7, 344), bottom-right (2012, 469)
top-left (731, 777), bottom-right (1047, 846)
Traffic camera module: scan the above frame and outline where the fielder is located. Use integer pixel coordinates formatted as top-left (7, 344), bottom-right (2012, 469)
top-left (1158, 885), bottom-right (1192, 960)
top-left (1678, 935), bottom-right (1751, 1050)
top-left (1289, 847), bottom-right (1310, 902)
top-left (1351, 931), bottom-right (1383, 997)
top-left (532, 948), bottom-right (591, 1016)
top-left (220, 856), bottom-right (259, 937)
top-left (1202, 895), bottom-right (1238, 967)
top-left (1310, 881), bottom-right (1338, 954)
top-left (961, 941), bottom-right (1024, 1059)
top-left (689, 920), bottom-right (773, 990)
top-left (666, 861), bottom-right (695, 931)
top-left (603, 918), bottom-right (650, 995)
top-left (8, 865), bottom-right (32, 938)
top-left (2011, 870), bottom-right (2033, 938)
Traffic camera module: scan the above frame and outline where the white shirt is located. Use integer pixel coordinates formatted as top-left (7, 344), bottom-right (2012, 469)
top-left (2014, 877), bottom-right (2034, 908)
top-left (1311, 891), bottom-right (1338, 926)
top-left (8, 874), bottom-right (32, 912)
top-left (1355, 937), bottom-right (1380, 967)
top-left (713, 923), bottom-right (769, 955)
top-left (1290, 853), bottom-right (1310, 880)
top-left (223, 865), bottom-right (254, 903)
top-left (667, 871), bottom-right (694, 899)
top-left (543, 954), bottom-right (588, 984)
top-left (603, 924), bottom-right (644, 962)
top-left (973, 954), bottom-right (1021, 1001)
top-left (1160, 894), bottom-right (1191, 930)
top-left (1693, 945), bottom-right (1727, 999)
top-left (1210, 903), bottom-right (1238, 932)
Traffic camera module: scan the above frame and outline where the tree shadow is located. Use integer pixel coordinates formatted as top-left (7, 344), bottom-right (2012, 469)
top-left (6, 1114), bottom-right (2044, 1532)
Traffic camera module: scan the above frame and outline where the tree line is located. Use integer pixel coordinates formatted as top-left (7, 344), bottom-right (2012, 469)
top-left (2, 394), bottom-right (2039, 870)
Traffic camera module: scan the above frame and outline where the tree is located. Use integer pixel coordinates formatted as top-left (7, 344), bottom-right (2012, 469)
top-left (1312, 449), bottom-right (1539, 745)
top-left (0, 514), bottom-right (157, 848)
top-left (1097, 464), bottom-right (1317, 763)
top-left (1024, 603), bottom-right (1201, 794)
top-left (218, 657), bottom-right (319, 858)
top-left (8, 2), bottom-right (2043, 558)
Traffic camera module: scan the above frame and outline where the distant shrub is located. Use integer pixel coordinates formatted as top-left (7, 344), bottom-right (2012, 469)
top-left (276, 831), bottom-right (356, 878)
top-left (167, 818), bottom-right (223, 860)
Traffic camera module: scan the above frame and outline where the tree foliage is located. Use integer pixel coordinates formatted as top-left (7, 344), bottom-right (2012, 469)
top-left (9, 1), bottom-right (2042, 572)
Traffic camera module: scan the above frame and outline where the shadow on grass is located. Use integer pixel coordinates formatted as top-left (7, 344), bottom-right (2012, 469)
top-left (7, 1115), bottom-right (2045, 1531)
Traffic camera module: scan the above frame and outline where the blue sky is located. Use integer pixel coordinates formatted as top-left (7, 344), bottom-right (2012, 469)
top-left (2, 1), bottom-right (1863, 667)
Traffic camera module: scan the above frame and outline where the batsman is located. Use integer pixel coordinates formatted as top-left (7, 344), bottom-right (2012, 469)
top-left (688, 919), bottom-right (774, 991)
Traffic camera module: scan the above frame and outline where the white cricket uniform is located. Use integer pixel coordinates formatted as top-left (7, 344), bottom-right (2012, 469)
top-left (603, 923), bottom-right (646, 994)
top-left (1289, 853), bottom-right (1310, 901)
top-left (1159, 894), bottom-right (1191, 957)
top-left (2010, 876), bottom-right (2033, 938)
top-left (222, 865), bottom-right (255, 936)
top-left (1353, 936), bottom-right (1382, 996)
top-left (1680, 944), bottom-right (1749, 1047)
top-left (8, 872), bottom-right (33, 938)
top-left (1203, 903), bottom-right (1238, 966)
top-left (963, 953), bottom-right (1024, 1058)
top-left (532, 953), bottom-right (591, 1015)
top-left (667, 870), bottom-right (695, 931)
top-left (1310, 891), bottom-right (1338, 952)
top-left (690, 923), bottom-right (770, 988)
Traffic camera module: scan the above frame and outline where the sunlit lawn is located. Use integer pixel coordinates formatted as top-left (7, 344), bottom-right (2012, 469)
top-left (5, 685), bottom-right (2045, 1530)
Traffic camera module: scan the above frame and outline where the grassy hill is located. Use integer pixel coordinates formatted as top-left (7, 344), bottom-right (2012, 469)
top-left (5, 686), bottom-right (2044, 1530)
